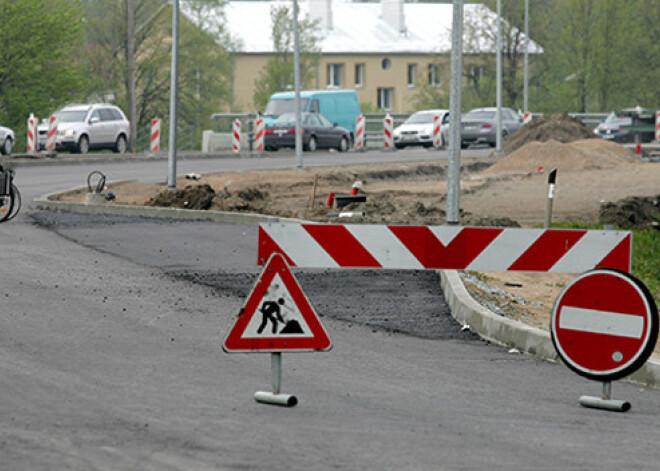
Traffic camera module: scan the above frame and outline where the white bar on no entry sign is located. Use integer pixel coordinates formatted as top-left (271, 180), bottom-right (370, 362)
top-left (559, 306), bottom-right (644, 339)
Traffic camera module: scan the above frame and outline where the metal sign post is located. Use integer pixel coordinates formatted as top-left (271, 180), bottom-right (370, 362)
top-left (254, 352), bottom-right (298, 407)
top-left (579, 381), bottom-right (630, 413)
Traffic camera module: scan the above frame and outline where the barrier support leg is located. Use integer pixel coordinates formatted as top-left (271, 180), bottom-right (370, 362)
top-left (254, 353), bottom-right (298, 407)
top-left (579, 381), bottom-right (631, 412)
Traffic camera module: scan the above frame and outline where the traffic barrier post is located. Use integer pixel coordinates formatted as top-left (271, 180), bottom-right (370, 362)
top-left (150, 118), bottom-right (161, 154)
top-left (383, 114), bottom-right (393, 150)
top-left (253, 117), bottom-right (265, 152)
top-left (355, 115), bottom-right (365, 151)
top-left (655, 110), bottom-right (660, 141)
top-left (46, 115), bottom-right (58, 151)
top-left (232, 119), bottom-right (241, 153)
top-left (433, 113), bottom-right (443, 149)
top-left (26, 114), bottom-right (38, 154)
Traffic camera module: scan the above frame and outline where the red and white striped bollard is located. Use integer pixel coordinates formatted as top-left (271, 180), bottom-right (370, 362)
top-left (26, 113), bottom-right (38, 153)
top-left (655, 110), bottom-right (660, 142)
top-left (433, 113), bottom-right (442, 148)
top-left (150, 118), bottom-right (161, 154)
top-left (355, 115), bottom-right (365, 151)
top-left (46, 115), bottom-right (58, 151)
top-left (383, 114), bottom-right (393, 150)
top-left (254, 117), bottom-right (265, 152)
top-left (232, 119), bottom-right (241, 152)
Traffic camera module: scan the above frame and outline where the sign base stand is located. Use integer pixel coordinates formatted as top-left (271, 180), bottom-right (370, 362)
top-left (579, 381), bottom-right (631, 413)
top-left (254, 353), bottom-right (298, 407)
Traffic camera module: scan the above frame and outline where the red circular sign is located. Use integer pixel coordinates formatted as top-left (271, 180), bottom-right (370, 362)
top-left (551, 269), bottom-right (658, 381)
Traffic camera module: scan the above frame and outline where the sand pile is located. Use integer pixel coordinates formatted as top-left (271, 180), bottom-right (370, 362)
top-left (504, 113), bottom-right (596, 153)
top-left (485, 138), bottom-right (637, 174)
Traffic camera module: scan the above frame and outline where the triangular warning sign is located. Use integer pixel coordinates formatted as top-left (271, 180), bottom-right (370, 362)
top-left (223, 253), bottom-right (332, 353)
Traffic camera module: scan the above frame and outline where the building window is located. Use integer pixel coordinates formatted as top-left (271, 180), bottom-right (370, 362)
top-left (355, 63), bottom-right (364, 88)
top-left (327, 64), bottom-right (343, 88)
top-left (381, 58), bottom-right (391, 70)
top-left (377, 88), bottom-right (393, 111)
top-left (407, 64), bottom-right (417, 88)
top-left (428, 64), bottom-right (441, 87)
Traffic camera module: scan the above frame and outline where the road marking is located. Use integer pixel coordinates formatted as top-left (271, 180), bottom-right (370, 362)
top-left (559, 306), bottom-right (644, 339)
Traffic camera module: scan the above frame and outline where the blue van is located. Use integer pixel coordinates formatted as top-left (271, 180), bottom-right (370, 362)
top-left (263, 90), bottom-right (361, 137)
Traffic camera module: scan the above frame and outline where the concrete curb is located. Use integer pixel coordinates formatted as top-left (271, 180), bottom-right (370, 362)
top-left (440, 269), bottom-right (660, 388)
top-left (32, 188), bottom-right (660, 388)
top-left (32, 190), bottom-right (304, 225)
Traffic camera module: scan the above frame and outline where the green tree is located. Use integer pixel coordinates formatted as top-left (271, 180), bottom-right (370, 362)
top-left (0, 0), bottom-right (91, 151)
top-left (252, 5), bottom-right (321, 111)
top-left (82, 0), bottom-right (235, 150)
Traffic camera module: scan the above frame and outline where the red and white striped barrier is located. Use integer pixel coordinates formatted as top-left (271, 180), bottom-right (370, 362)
top-left (150, 118), bottom-right (161, 153)
top-left (433, 113), bottom-right (443, 148)
top-left (355, 115), bottom-right (365, 150)
top-left (258, 224), bottom-right (632, 273)
top-left (523, 112), bottom-right (532, 125)
top-left (46, 115), bottom-right (58, 151)
top-left (232, 119), bottom-right (241, 152)
top-left (383, 114), bottom-right (393, 149)
top-left (254, 117), bottom-right (265, 152)
top-left (655, 110), bottom-right (660, 141)
top-left (26, 113), bottom-right (38, 153)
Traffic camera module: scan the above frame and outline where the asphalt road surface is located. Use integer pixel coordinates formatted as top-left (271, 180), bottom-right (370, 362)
top-left (2, 152), bottom-right (660, 470)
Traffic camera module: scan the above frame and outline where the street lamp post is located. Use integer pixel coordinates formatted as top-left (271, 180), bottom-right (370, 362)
top-left (167, 0), bottom-right (179, 188)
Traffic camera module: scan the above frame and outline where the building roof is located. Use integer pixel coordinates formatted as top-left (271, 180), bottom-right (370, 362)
top-left (218, 0), bottom-right (542, 55)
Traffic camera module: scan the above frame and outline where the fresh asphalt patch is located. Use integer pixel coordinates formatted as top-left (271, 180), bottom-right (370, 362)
top-left (30, 211), bottom-right (479, 341)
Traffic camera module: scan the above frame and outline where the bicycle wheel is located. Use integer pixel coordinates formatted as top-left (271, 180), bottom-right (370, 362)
top-left (0, 184), bottom-right (19, 223)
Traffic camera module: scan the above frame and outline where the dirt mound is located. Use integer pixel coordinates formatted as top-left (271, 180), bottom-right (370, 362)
top-left (485, 138), bottom-right (637, 174)
top-left (599, 195), bottom-right (660, 229)
top-left (504, 113), bottom-right (596, 153)
top-left (149, 184), bottom-right (216, 210)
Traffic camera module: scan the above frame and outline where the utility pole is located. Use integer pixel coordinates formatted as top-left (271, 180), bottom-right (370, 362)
top-left (524, 0), bottom-right (529, 114)
top-left (167, 0), bottom-right (179, 188)
top-left (127, 0), bottom-right (137, 155)
top-left (293, 0), bottom-right (303, 168)
top-left (495, 0), bottom-right (502, 154)
top-left (446, 0), bottom-right (463, 225)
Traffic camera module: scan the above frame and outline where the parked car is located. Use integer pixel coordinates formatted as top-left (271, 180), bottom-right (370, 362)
top-left (0, 124), bottom-right (14, 156)
top-left (37, 103), bottom-right (130, 154)
top-left (263, 89), bottom-right (361, 136)
top-left (393, 109), bottom-right (449, 149)
top-left (460, 107), bottom-right (523, 148)
top-left (265, 112), bottom-right (352, 152)
top-left (593, 109), bottom-right (657, 143)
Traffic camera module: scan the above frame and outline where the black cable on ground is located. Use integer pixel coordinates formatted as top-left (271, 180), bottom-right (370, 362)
top-left (86, 171), bottom-right (106, 194)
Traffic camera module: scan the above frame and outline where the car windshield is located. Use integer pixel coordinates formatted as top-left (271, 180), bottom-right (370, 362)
top-left (465, 110), bottom-right (495, 120)
top-left (405, 113), bottom-right (435, 124)
top-left (605, 112), bottom-right (632, 125)
top-left (56, 110), bottom-right (88, 123)
top-left (264, 98), bottom-right (310, 115)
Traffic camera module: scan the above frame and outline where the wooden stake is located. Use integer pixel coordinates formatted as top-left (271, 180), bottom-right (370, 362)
top-left (310, 173), bottom-right (318, 210)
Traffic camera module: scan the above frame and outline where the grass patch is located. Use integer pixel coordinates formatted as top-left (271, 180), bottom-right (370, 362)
top-left (550, 222), bottom-right (660, 306)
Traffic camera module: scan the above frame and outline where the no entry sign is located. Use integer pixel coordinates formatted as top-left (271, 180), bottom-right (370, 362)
top-left (551, 269), bottom-right (658, 381)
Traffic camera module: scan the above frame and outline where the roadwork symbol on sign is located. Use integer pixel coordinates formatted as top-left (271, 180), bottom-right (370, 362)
top-left (551, 269), bottom-right (658, 382)
top-left (223, 253), bottom-right (332, 353)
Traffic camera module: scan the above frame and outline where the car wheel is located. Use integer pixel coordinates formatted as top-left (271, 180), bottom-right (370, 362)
top-left (461, 142), bottom-right (469, 149)
top-left (77, 135), bottom-right (89, 154)
top-left (114, 135), bottom-right (127, 154)
top-left (1, 137), bottom-right (12, 156)
top-left (305, 136), bottom-right (317, 152)
top-left (395, 143), bottom-right (405, 149)
top-left (338, 136), bottom-right (349, 152)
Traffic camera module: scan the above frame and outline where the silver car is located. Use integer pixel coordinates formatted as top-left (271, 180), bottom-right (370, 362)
top-left (393, 109), bottom-right (450, 149)
top-left (38, 104), bottom-right (130, 154)
top-left (0, 124), bottom-right (14, 156)
top-left (460, 107), bottom-right (523, 148)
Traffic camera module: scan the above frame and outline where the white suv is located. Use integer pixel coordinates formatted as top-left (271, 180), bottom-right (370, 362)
top-left (38, 104), bottom-right (130, 154)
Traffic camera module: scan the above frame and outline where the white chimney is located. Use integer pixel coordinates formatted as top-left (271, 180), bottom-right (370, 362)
top-left (381, 0), bottom-right (406, 35)
top-left (308, 0), bottom-right (333, 31)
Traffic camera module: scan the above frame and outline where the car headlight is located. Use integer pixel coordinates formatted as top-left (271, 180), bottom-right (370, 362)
top-left (58, 129), bottom-right (76, 137)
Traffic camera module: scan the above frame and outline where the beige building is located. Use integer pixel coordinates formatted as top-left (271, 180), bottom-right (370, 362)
top-left (221, 0), bottom-right (536, 113)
